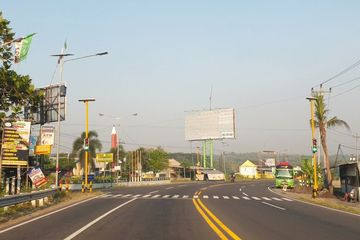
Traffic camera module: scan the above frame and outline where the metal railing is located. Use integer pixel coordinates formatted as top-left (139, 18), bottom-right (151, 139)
top-left (0, 189), bottom-right (56, 208)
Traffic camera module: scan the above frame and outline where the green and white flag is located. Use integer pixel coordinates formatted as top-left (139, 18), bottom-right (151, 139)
top-left (14, 33), bottom-right (36, 63)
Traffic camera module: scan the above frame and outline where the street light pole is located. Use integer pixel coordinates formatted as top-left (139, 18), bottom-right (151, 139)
top-left (307, 97), bottom-right (318, 198)
top-left (79, 99), bottom-right (95, 190)
top-left (51, 50), bottom-right (108, 189)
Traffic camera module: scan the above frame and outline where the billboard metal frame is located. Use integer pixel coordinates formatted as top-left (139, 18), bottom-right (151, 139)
top-left (25, 83), bottom-right (66, 125)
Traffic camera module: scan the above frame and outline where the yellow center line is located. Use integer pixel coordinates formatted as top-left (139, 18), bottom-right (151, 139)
top-left (196, 199), bottom-right (242, 240)
top-left (192, 198), bottom-right (228, 240)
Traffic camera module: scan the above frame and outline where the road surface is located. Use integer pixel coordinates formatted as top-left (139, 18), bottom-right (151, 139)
top-left (0, 181), bottom-right (359, 239)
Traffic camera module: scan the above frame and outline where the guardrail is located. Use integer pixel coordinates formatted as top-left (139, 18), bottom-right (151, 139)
top-left (0, 189), bottom-right (56, 208)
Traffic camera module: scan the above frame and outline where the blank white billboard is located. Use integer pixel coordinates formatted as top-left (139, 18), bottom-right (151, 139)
top-left (185, 108), bottom-right (235, 141)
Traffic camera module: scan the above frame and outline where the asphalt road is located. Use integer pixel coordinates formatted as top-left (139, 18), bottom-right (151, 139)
top-left (0, 181), bottom-right (359, 240)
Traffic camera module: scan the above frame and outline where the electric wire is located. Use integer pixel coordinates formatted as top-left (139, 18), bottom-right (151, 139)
top-left (315, 58), bottom-right (360, 88)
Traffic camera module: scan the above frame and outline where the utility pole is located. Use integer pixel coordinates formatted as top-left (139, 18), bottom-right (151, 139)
top-left (78, 98), bottom-right (95, 191)
top-left (353, 133), bottom-right (360, 164)
top-left (307, 97), bottom-right (319, 198)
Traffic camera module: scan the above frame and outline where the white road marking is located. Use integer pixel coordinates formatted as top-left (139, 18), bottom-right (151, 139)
top-left (162, 195), bottom-right (170, 198)
top-left (232, 196), bottom-right (240, 199)
top-left (172, 195), bottom-right (180, 198)
top-left (262, 201), bottom-right (286, 211)
top-left (251, 197), bottom-right (261, 200)
top-left (203, 195), bottom-right (209, 199)
top-left (242, 192), bottom-right (249, 196)
top-left (272, 197), bottom-right (282, 201)
top-left (242, 196), bottom-right (251, 200)
top-left (213, 196), bottom-right (219, 199)
top-left (239, 188), bottom-right (242, 192)
top-left (193, 195), bottom-right (199, 199)
top-left (142, 195), bottom-right (151, 198)
top-left (152, 195), bottom-right (161, 198)
top-left (166, 187), bottom-right (174, 190)
top-left (64, 198), bottom-right (137, 240)
top-left (282, 198), bottom-right (293, 202)
top-left (223, 196), bottom-right (230, 199)
top-left (182, 195), bottom-right (189, 198)
top-left (178, 185), bottom-right (186, 187)
top-left (101, 194), bottom-right (113, 198)
top-left (262, 197), bottom-right (271, 201)
top-left (0, 194), bottom-right (104, 234)
top-left (148, 190), bottom-right (159, 194)
top-left (133, 194), bottom-right (142, 198)
top-left (111, 194), bottom-right (123, 198)
top-left (122, 194), bottom-right (132, 198)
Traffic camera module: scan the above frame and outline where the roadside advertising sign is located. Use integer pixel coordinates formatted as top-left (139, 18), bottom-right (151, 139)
top-left (40, 125), bottom-right (55, 145)
top-left (35, 145), bottom-right (52, 155)
top-left (28, 167), bottom-right (48, 188)
top-left (29, 135), bottom-right (37, 156)
top-left (1, 121), bottom-right (31, 166)
top-left (96, 153), bottom-right (113, 162)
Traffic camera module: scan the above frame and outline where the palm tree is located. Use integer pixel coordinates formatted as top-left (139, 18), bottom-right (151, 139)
top-left (313, 93), bottom-right (350, 194)
top-left (72, 131), bottom-right (102, 172)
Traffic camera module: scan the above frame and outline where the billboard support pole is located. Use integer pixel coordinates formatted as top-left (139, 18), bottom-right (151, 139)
top-left (203, 141), bottom-right (206, 168)
top-left (210, 140), bottom-right (213, 169)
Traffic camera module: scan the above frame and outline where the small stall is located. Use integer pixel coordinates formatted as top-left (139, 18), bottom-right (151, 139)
top-left (339, 162), bottom-right (360, 202)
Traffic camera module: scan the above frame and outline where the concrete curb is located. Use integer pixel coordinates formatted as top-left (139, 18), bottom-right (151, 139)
top-left (268, 187), bottom-right (360, 217)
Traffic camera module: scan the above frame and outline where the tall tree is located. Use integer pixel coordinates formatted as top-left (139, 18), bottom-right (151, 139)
top-left (72, 131), bottom-right (102, 172)
top-left (0, 13), bottom-right (42, 127)
top-left (146, 147), bottom-right (168, 174)
top-left (313, 93), bottom-right (350, 194)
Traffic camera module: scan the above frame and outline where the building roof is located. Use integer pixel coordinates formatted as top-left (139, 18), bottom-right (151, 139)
top-left (240, 160), bottom-right (257, 168)
top-left (168, 159), bottom-right (182, 168)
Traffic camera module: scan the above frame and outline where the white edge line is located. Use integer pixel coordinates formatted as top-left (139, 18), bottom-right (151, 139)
top-left (0, 194), bottom-right (106, 234)
top-left (64, 198), bottom-right (137, 240)
top-left (148, 190), bottom-right (159, 194)
top-left (242, 192), bottom-right (248, 196)
top-left (262, 201), bottom-right (286, 211)
top-left (267, 186), bottom-right (360, 217)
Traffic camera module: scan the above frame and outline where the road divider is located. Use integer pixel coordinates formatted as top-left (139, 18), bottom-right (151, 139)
top-left (192, 193), bottom-right (242, 240)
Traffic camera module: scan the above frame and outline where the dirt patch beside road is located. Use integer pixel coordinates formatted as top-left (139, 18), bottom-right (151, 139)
top-left (271, 187), bottom-right (360, 215)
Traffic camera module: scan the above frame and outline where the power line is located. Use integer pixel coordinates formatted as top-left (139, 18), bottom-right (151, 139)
top-left (330, 76), bottom-right (360, 89)
top-left (315, 58), bottom-right (360, 87)
top-left (331, 83), bottom-right (360, 99)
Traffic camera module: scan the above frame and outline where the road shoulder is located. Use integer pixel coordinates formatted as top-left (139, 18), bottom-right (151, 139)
top-left (268, 187), bottom-right (360, 216)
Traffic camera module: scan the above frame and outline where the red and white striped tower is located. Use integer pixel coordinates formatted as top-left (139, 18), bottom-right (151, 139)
top-left (111, 125), bottom-right (117, 148)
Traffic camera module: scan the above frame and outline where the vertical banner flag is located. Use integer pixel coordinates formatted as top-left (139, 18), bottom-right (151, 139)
top-left (14, 33), bottom-right (36, 63)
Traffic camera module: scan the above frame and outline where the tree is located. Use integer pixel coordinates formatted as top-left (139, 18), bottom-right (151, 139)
top-left (110, 144), bottom-right (126, 165)
top-left (71, 131), bottom-right (102, 172)
top-left (313, 93), bottom-right (350, 194)
top-left (0, 13), bottom-right (43, 127)
top-left (147, 147), bottom-right (168, 174)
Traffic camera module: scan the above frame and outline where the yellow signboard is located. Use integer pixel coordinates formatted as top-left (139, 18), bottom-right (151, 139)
top-left (96, 153), bottom-right (113, 162)
top-left (2, 160), bottom-right (28, 166)
top-left (35, 145), bottom-right (52, 155)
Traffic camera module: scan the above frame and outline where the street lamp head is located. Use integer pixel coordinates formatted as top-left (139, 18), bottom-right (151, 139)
top-left (96, 52), bottom-right (108, 56)
top-left (306, 97), bottom-right (317, 101)
top-left (78, 98), bottom-right (96, 102)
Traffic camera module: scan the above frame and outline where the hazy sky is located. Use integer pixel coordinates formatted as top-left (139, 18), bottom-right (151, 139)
top-left (2, 1), bottom-right (360, 156)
